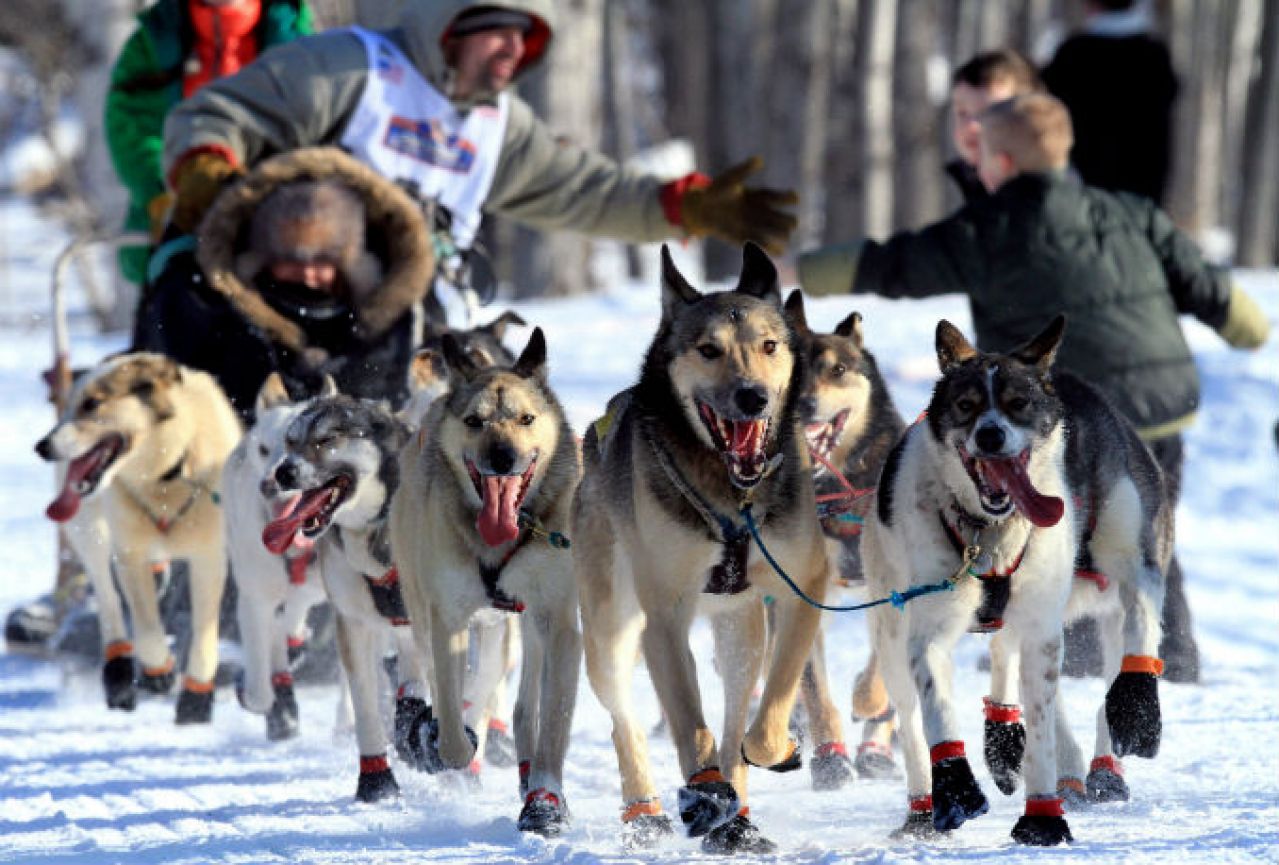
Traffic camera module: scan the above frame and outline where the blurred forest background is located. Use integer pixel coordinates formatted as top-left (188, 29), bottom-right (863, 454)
top-left (2, 0), bottom-right (1277, 317)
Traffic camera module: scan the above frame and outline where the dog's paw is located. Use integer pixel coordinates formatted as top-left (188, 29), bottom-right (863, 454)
top-left (621, 806), bottom-right (674, 850)
top-left (1057, 777), bottom-right (1088, 809)
top-left (930, 744), bottom-right (989, 832)
top-left (484, 720), bottom-right (518, 768)
top-left (855, 741), bottom-right (900, 780)
top-left (174, 683), bottom-right (214, 725)
top-left (1086, 757), bottom-right (1130, 803)
top-left (266, 679), bottom-right (299, 741)
top-left (740, 739), bottom-right (803, 773)
top-left (810, 742), bottom-right (856, 791)
top-left (891, 805), bottom-right (942, 840)
top-left (1011, 813), bottom-right (1073, 846)
top-left (139, 663), bottom-right (175, 696)
top-left (701, 813), bottom-right (777, 855)
top-left (102, 656), bottom-right (137, 711)
top-left (677, 771), bottom-right (740, 837)
top-left (355, 755), bottom-right (399, 803)
top-left (1106, 669), bottom-right (1161, 758)
top-left (394, 697), bottom-right (431, 769)
top-left (517, 788), bottom-right (569, 837)
top-left (982, 703), bottom-right (1025, 796)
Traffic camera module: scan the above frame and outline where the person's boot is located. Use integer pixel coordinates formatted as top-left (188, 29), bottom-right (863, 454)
top-left (5, 572), bottom-right (92, 653)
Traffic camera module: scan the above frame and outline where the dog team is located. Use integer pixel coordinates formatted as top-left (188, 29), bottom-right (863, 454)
top-left (37, 231), bottom-right (1198, 853)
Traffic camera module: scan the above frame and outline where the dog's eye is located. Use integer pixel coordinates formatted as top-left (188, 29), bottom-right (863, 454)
top-left (314, 435), bottom-right (335, 450)
top-left (955, 398), bottom-right (978, 415)
top-left (131, 382), bottom-right (153, 397)
top-left (464, 415), bottom-right (484, 429)
top-left (519, 413), bottom-right (536, 426)
top-left (697, 344), bottom-right (723, 361)
top-left (79, 397), bottom-right (99, 414)
top-left (258, 444), bottom-right (270, 457)
top-left (762, 340), bottom-right (778, 355)
top-left (1006, 396), bottom-right (1030, 412)
top-left (830, 363), bottom-right (846, 379)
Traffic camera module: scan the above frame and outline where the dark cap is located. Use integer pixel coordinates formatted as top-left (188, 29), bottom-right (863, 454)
top-left (448, 6), bottom-right (534, 38)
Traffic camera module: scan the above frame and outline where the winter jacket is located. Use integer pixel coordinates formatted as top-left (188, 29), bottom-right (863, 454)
top-left (1042, 32), bottom-right (1177, 204)
top-left (134, 148), bottom-right (435, 419)
top-left (800, 172), bottom-right (1236, 438)
top-left (105, 0), bottom-right (312, 284)
top-left (162, 0), bottom-right (675, 244)
top-left (944, 158), bottom-right (988, 206)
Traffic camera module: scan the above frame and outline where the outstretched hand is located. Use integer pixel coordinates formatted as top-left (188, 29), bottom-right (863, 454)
top-left (681, 156), bottom-right (799, 256)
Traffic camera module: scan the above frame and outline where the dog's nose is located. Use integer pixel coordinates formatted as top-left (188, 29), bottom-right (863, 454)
top-left (274, 460), bottom-right (299, 490)
top-left (488, 443), bottom-right (517, 475)
top-left (734, 386), bottom-right (769, 418)
top-left (974, 425), bottom-right (1005, 454)
top-left (34, 436), bottom-right (53, 461)
top-left (259, 476), bottom-right (279, 498)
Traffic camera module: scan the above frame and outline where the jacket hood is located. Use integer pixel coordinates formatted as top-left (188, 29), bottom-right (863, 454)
top-left (196, 147), bottom-right (434, 353)
top-left (399, 0), bottom-right (555, 95)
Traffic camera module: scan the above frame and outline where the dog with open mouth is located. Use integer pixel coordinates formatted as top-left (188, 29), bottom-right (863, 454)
top-left (223, 373), bottom-right (332, 742)
top-left (572, 243), bottom-right (830, 854)
top-left (779, 290), bottom-right (908, 787)
top-left (390, 326), bottom-right (582, 837)
top-left (35, 353), bottom-right (241, 723)
top-left (861, 317), bottom-right (1170, 847)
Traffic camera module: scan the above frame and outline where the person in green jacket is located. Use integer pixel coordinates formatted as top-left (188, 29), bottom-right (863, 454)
top-left (799, 92), bottom-right (1270, 684)
top-left (104, 0), bottom-right (313, 286)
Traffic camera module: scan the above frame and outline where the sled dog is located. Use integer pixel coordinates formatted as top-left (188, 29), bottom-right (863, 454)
top-left (783, 290), bottom-right (907, 785)
top-left (223, 373), bottom-right (330, 741)
top-left (390, 327), bottom-right (581, 836)
top-left (573, 244), bottom-right (830, 853)
top-left (863, 317), bottom-right (1170, 846)
top-left (36, 353), bottom-right (241, 723)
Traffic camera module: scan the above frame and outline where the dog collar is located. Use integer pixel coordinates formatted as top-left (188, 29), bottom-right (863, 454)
top-left (939, 510), bottom-right (1028, 633)
top-left (119, 475), bottom-right (216, 535)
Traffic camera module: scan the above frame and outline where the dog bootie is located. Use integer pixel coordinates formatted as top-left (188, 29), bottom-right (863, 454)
top-left (855, 740), bottom-right (899, 779)
top-left (621, 799), bottom-right (674, 850)
top-left (518, 788), bottom-right (569, 837)
top-left (702, 811), bottom-right (777, 854)
top-left (1011, 798), bottom-right (1072, 846)
top-left (982, 698), bottom-right (1025, 795)
top-left (484, 718), bottom-right (518, 768)
top-left (139, 656), bottom-right (176, 695)
top-left (266, 674), bottom-right (299, 741)
top-left (174, 678), bottom-right (214, 724)
top-left (1106, 657), bottom-right (1162, 758)
top-left (891, 796), bottom-right (941, 839)
top-left (930, 742), bottom-right (989, 832)
top-left (677, 768), bottom-right (740, 837)
top-left (1086, 756), bottom-right (1130, 803)
top-left (1057, 776), bottom-right (1087, 808)
top-left (102, 642), bottom-right (137, 711)
top-left (811, 741), bottom-right (856, 791)
top-left (396, 700), bottom-right (478, 774)
top-left (355, 754), bottom-right (399, 803)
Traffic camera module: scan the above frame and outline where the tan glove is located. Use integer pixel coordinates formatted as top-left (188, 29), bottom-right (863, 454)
top-left (1218, 284), bottom-right (1270, 349)
top-left (680, 156), bottom-right (799, 256)
top-left (170, 151), bottom-right (242, 234)
top-left (146, 192), bottom-right (174, 241)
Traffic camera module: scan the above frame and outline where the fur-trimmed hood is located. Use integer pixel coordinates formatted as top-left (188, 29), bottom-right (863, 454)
top-left (197, 147), bottom-right (434, 354)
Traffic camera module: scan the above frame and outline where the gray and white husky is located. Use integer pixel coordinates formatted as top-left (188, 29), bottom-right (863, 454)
top-left (863, 317), bottom-right (1170, 846)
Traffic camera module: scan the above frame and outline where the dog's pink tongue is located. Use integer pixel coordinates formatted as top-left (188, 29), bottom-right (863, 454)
top-left (985, 458), bottom-right (1064, 528)
top-left (477, 474), bottom-right (522, 547)
top-left (262, 488), bottom-right (328, 554)
top-left (729, 421), bottom-right (764, 461)
top-left (45, 449), bottom-right (102, 523)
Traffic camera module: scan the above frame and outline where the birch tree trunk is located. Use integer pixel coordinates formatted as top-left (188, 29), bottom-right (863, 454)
top-left (892, 0), bottom-right (943, 229)
top-left (1237, 0), bottom-right (1279, 265)
top-left (863, 0), bottom-right (898, 237)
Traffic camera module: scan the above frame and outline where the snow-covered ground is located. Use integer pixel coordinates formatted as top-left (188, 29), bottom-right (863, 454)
top-left (1, 195), bottom-right (1276, 864)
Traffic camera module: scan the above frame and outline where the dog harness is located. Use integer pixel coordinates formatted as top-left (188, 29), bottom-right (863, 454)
top-left (364, 567), bottom-right (411, 626)
top-left (118, 454), bottom-right (219, 534)
top-left (478, 533), bottom-right (531, 614)
top-left (940, 512), bottom-right (1028, 633)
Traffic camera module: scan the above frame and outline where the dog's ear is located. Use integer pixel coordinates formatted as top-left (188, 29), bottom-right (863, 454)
top-left (441, 333), bottom-right (481, 383)
top-left (255, 372), bottom-right (292, 413)
top-left (406, 348), bottom-right (446, 394)
top-left (736, 241), bottom-right (780, 306)
top-left (1011, 314), bottom-right (1066, 375)
top-left (512, 327), bottom-right (548, 380)
top-left (936, 320), bottom-right (978, 372)
top-left (660, 244), bottom-right (701, 320)
top-left (834, 311), bottom-right (864, 348)
top-left (480, 311), bottom-right (527, 342)
top-left (318, 375), bottom-right (340, 398)
top-left (782, 289), bottom-right (810, 334)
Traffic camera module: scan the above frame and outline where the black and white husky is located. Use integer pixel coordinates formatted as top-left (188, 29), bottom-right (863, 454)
top-left (863, 317), bottom-right (1170, 846)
